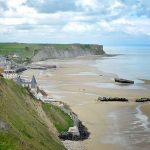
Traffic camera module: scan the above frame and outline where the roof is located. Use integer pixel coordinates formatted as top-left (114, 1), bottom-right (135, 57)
top-left (38, 89), bottom-right (48, 97)
top-left (31, 75), bottom-right (37, 88)
top-left (16, 76), bottom-right (31, 85)
top-left (13, 53), bottom-right (20, 58)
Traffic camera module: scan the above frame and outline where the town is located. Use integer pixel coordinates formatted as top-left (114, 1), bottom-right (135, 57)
top-left (0, 53), bottom-right (89, 141)
top-left (0, 54), bottom-right (55, 103)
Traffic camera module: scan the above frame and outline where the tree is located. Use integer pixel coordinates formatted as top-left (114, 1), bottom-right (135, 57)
top-left (25, 46), bottom-right (29, 51)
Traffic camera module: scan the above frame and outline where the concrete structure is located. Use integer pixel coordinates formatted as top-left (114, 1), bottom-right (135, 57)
top-left (36, 87), bottom-right (54, 102)
top-left (68, 126), bottom-right (80, 136)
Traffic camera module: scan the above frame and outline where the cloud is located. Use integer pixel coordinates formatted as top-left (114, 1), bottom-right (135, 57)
top-left (0, 1), bottom-right (8, 11)
top-left (62, 22), bottom-right (94, 33)
top-left (0, 0), bottom-right (149, 45)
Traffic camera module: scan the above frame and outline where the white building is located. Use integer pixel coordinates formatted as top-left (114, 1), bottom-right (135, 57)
top-left (12, 53), bottom-right (20, 60)
top-left (2, 69), bottom-right (18, 79)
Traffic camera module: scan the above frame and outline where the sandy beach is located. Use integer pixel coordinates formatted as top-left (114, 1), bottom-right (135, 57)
top-left (22, 56), bottom-right (150, 150)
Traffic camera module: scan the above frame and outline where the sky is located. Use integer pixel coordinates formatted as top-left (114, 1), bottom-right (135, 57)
top-left (0, 0), bottom-right (150, 46)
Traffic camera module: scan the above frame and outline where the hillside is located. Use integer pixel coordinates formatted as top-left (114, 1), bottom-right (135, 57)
top-left (0, 78), bottom-right (73, 150)
top-left (0, 43), bottom-right (105, 61)
top-left (0, 43), bottom-right (38, 58)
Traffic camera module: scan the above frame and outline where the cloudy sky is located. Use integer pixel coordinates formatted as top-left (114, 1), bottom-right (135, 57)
top-left (0, 0), bottom-right (150, 45)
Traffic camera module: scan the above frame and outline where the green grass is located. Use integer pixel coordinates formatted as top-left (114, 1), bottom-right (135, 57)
top-left (0, 78), bottom-right (66, 150)
top-left (42, 103), bottom-right (73, 133)
top-left (0, 43), bottom-right (73, 58)
top-left (0, 43), bottom-right (44, 58)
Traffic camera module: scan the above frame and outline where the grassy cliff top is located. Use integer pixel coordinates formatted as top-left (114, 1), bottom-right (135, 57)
top-left (0, 78), bottom-right (72, 150)
top-left (0, 43), bottom-right (103, 59)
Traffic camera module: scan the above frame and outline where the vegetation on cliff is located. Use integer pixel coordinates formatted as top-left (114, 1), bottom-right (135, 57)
top-left (0, 43), bottom-right (105, 62)
top-left (42, 103), bottom-right (73, 133)
top-left (0, 78), bottom-right (72, 150)
top-left (32, 44), bottom-right (104, 61)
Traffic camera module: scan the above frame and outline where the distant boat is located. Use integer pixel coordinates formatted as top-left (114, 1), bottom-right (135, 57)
top-left (114, 78), bottom-right (134, 84)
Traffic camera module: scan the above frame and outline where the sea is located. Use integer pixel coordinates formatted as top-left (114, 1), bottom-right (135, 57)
top-left (95, 46), bottom-right (150, 89)
top-left (96, 46), bottom-right (150, 149)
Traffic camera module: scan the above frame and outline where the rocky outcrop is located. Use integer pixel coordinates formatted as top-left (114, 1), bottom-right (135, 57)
top-left (32, 44), bottom-right (105, 62)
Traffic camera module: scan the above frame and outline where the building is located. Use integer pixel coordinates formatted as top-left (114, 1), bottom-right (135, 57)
top-left (16, 76), bottom-right (31, 87)
top-left (0, 56), bottom-right (7, 69)
top-left (36, 87), bottom-right (48, 100)
top-left (2, 69), bottom-right (18, 79)
top-left (16, 75), bottom-right (54, 103)
top-left (0, 56), bottom-right (14, 70)
top-left (36, 86), bottom-right (54, 103)
top-left (0, 56), bottom-right (7, 65)
top-left (12, 53), bottom-right (20, 60)
top-left (31, 75), bottom-right (37, 89)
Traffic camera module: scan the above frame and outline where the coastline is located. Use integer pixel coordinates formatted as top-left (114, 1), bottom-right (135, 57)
top-left (22, 56), bottom-right (150, 150)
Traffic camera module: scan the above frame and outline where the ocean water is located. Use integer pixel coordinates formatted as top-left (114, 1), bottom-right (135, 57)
top-left (96, 46), bottom-right (150, 84)
top-left (102, 104), bottom-right (150, 150)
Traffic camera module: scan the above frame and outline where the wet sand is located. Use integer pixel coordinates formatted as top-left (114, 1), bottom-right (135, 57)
top-left (22, 56), bottom-right (150, 150)
top-left (139, 79), bottom-right (150, 84)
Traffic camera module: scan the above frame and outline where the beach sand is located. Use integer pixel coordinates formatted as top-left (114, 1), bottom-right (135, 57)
top-left (23, 56), bottom-right (150, 150)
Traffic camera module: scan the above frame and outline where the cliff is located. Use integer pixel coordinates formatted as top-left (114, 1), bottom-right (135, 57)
top-left (32, 44), bottom-right (105, 62)
top-left (0, 78), bottom-right (73, 150)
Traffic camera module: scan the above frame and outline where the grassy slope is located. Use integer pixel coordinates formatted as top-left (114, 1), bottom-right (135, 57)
top-left (0, 43), bottom-right (45, 58)
top-left (0, 78), bottom-right (66, 150)
top-left (42, 103), bottom-right (73, 133)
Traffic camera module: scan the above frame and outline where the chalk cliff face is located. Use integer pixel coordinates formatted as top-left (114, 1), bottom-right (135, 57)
top-left (32, 44), bottom-right (105, 61)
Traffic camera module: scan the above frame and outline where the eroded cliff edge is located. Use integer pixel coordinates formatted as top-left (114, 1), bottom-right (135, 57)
top-left (32, 44), bottom-right (105, 61)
